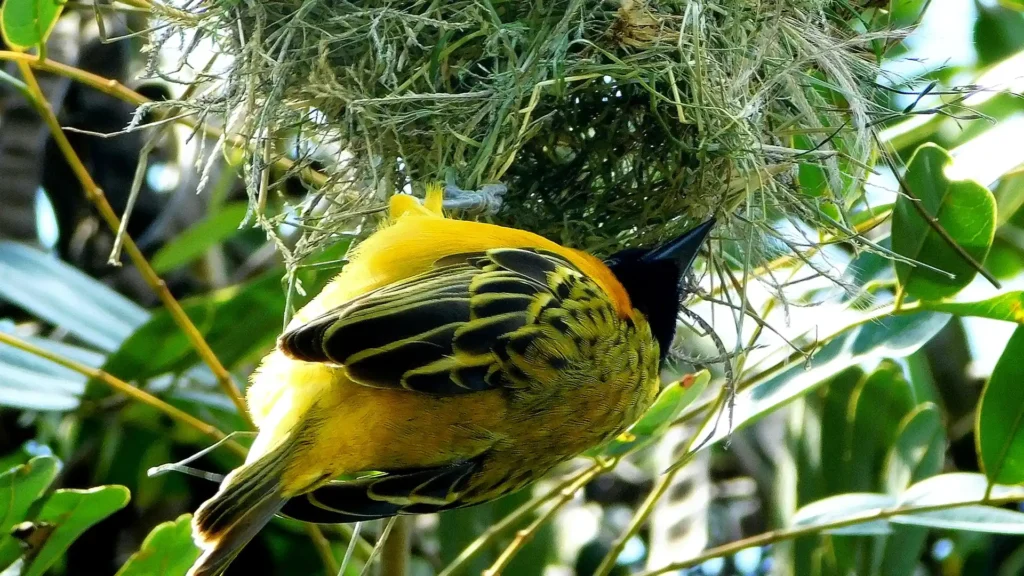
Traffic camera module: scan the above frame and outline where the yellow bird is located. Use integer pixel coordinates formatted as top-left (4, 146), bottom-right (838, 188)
top-left (189, 184), bottom-right (715, 575)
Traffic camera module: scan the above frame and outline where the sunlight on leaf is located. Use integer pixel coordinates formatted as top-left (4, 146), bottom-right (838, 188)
top-left (892, 144), bottom-right (996, 301)
top-left (976, 326), bottom-right (1024, 484)
top-left (0, 0), bottom-right (65, 51)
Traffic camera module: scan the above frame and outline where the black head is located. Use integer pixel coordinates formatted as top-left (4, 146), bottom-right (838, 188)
top-left (603, 219), bottom-right (716, 362)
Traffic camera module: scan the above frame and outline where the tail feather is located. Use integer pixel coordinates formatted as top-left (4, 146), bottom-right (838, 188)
top-left (188, 448), bottom-right (290, 576)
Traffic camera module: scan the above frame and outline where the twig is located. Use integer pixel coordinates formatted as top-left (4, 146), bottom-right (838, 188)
top-left (482, 463), bottom-right (608, 576)
top-left (592, 391), bottom-right (725, 576)
top-left (637, 492), bottom-right (1024, 576)
top-left (306, 524), bottom-right (340, 575)
top-left (379, 517), bottom-right (410, 576)
top-left (0, 331), bottom-right (246, 457)
top-left (0, 51), bottom-right (328, 190)
top-left (13, 60), bottom-right (252, 424)
top-left (437, 463), bottom-right (604, 576)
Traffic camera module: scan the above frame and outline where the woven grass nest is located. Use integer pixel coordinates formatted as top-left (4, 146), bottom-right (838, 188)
top-left (158, 0), bottom-right (890, 266)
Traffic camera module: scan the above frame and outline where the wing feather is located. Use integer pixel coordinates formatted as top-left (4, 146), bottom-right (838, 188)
top-left (278, 247), bottom-right (619, 395)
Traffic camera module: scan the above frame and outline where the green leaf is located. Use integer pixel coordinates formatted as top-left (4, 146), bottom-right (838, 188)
top-left (151, 203), bottom-right (250, 274)
top-left (891, 506), bottom-right (1024, 534)
top-left (0, 242), bottom-right (149, 351)
top-left (0, 456), bottom-right (60, 570)
top-left (98, 240), bottom-right (351, 388)
top-left (0, 0), bottom-right (65, 51)
top-left (1000, 0), bottom-right (1024, 11)
top-left (692, 312), bottom-right (950, 453)
top-left (792, 493), bottom-right (896, 535)
top-left (892, 144), bottom-right (996, 300)
top-left (879, 404), bottom-right (946, 576)
top-left (845, 361), bottom-right (915, 492)
top-left (20, 486), bottom-right (131, 576)
top-left (976, 325), bottom-right (1024, 484)
top-left (884, 403), bottom-right (945, 494)
top-left (898, 473), bottom-right (1024, 507)
top-left (115, 514), bottom-right (200, 576)
top-left (588, 370), bottom-right (710, 458)
top-left (921, 291), bottom-right (1024, 324)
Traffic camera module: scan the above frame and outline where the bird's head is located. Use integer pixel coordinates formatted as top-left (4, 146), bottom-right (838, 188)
top-left (603, 219), bottom-right (716, 362)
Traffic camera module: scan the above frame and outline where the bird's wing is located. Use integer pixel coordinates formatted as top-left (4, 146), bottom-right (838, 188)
top-left (278, 457), bottom-right (483, 523)
top-left (279, 246), bottom-right (619, 394)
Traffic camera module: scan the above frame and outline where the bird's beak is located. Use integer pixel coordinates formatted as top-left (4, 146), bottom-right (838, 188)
top-left (642, 218), bottom-right (716, 271)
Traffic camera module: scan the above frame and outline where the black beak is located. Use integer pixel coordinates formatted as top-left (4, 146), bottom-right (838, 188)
top-left (642, 218), bottom-right (716, 271)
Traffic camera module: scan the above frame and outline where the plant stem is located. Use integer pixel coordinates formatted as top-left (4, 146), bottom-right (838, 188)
top-left (306, 524), bottom-right (340, 575)
top-left (482, 463), bottom-right (608, 576)
top-left (379, 517), bottom-right (410, 576)
top-left (0, 51), bottom-right (328, 190)
top-left (592, 391), bottom-right (725, 576)
top-left (13, 60), bottom-right (252, 425)
top-left (0, 331), bottom-right (246, 457)
top-left (438, 463), bottom-right (604, 576)
top-left (636, 493), bottom-right (1024, 576)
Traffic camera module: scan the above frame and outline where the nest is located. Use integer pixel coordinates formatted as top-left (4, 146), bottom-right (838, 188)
top-left (153, 0), bottom-right (891, 264)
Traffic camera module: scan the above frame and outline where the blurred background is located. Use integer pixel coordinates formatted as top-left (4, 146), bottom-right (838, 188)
top-left (1, 1), bottom-right (1024, 575)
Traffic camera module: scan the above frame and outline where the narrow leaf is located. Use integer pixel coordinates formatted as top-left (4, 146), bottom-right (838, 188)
top-left (898, 473), bottom-right (1024, 507)
top-left (884, 403), bottom-right (945, 494)
top-left (792, 493), bottom-right (897, 535)
top-left (892, 143), bottom-right (996, 300)
top-left (891, 506), bottom-right (1024, 534)
top-left (977, 326), bottom-right (1024, 484)
top-left (151, 203), bottom-right (249, 274)
top-left (921, 291), bottom-right (1024, 324)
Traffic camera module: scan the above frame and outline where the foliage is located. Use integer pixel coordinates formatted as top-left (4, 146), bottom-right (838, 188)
top-left (1, 0), bottom-right (1024, 576)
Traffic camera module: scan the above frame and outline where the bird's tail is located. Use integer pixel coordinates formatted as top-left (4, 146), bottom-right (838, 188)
top-left (187, 443), bottom-right (291, 576)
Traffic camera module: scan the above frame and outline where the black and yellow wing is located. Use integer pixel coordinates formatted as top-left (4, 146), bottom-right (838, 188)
top-left (279, 247), bottom-right (618, 395)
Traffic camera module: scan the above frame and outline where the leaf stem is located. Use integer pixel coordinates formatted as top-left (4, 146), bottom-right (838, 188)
top-left (12, 59), bottom-right (252, 425)
top-left (379, 517), bottom-right (410, 576)
top-left (0, 331), bottom-right (246, 457)
top-left (637, 493), bottom-right (1024, 576)
top-left (438, 463), bottom-right (605, 576)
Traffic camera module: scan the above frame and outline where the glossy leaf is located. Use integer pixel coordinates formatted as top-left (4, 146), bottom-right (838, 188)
top-left (884, 403), bottom-right (946, 494)
top-left (0, 456), bottom-right (60, 569)
top-left (151, 203), bottom-right (250, 274)
top-left (0, 0), bottom-right (65, 50)
top-left (921, 291), bottom-right (1024, 324)
top-left (590, 371), bottom-right (710, 458)
top-left (846, 361), bottom-right (915, 492)
top-left (879, 403), bottom-right (946, 576)
top-left (891, 506), bottom-right (1024, 534)
top-left (691, 312), bottom-right (950, 453)
top-left (977, 326), bottom-right (1024, 484)
top-left (892, 144), bottom-right (996, 300)
top-left (792, 493), bottom-right (896, 535)
top-left (898, 473), bottom-right (1024, 507)
top-left (115, 514), bottom-right (200, 576)
top-left (0, 242), bottom-right (148, 351)
top-left (21, 486), bottom-right (131, 576)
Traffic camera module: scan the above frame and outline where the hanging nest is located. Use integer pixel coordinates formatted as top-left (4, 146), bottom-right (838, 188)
top-left (153, 0), bottom-right (892, 265)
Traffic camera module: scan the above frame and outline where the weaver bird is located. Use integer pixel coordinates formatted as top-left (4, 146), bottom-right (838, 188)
top-left (189, 184), bottom-right (715, 575)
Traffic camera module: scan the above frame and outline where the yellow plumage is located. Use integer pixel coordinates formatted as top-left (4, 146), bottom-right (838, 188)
top-left (188, 183), bottom-right (714, 576)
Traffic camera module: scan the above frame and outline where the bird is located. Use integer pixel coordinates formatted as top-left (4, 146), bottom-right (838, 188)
top-left (188, 183), bottom-right (716, 576)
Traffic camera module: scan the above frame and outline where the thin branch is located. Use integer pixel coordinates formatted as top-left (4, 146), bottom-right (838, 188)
top-left (482, 463), bottom-right (607, 576)
top-left (0, 51), bottom-right (328, 189)
top-left (437, 463), bottom-right (605, 576)
top-left (592, 390), bottom-right (725, 576)
top-left (305, 524), bottom-right (340, 575)
top-left (637, 492), bottom-right (1024, 576)
top-left (0, 331), bottom-right (246, 457)
top-left (379, 517), bottom-right (410, 576)
top-left (13, 60), bottom-right (252, 425)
